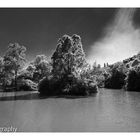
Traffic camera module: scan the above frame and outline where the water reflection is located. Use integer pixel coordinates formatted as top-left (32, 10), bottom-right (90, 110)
top-left (0, 89), bottom-right (140, 132)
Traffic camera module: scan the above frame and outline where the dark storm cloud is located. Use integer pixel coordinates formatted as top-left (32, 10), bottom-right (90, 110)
top-left (0, 8), bottom-right (116, 61)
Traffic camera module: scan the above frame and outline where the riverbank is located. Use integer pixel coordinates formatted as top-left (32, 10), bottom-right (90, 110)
top-left (0, 90), bottom-right (98, 101)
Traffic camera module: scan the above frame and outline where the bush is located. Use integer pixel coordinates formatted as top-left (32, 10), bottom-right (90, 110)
top-left (125, 66), bottom-right (140, 91)
top-left (17, 79), bottom-right (37, 91)
top-left (104, 70), bottom-right (126, 89)
top-left (104, 62), bottom-right (126, 89)
top-left (38, 75), bottom-right (98, 97)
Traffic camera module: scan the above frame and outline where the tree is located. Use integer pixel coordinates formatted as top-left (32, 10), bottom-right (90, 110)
top-left (26, 64), bottom-right (36, 73)
top-left (3, 43), bottom-right (26, 90)
top-left (32, 55), bottom-right (52, 82)
top-left (51, 34), bottom-right (87, 79)
top-left (39, 34), bottom-right (98, 96)
top-left (104, 62), bottom-right (127, 89)
top-left (18, 69), bottom-right (34, 81)
top-left (125, 65), bottom-right (140, 91)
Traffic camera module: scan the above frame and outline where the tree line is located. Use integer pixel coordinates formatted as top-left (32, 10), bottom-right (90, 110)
top-left (103, 53), bottom-right (140, 91)
top-left (0, 34), bottom-right (140, 95)
top-left (0, 43), bottom-right (51, 91)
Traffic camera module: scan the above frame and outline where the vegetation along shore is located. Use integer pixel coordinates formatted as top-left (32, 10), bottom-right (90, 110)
top-left (0, 34), bottom-right (139, 96)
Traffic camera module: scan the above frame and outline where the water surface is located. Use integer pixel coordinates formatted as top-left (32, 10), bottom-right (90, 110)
top-left (0, 89), bottom-right (140, 132)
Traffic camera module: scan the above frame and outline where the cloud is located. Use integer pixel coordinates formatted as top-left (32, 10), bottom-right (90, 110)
top-left (87, 8), bottom-right (140, 66)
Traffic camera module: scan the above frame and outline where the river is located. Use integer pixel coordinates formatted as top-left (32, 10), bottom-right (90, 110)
top-left (0, 88), bottom-right (140, 132)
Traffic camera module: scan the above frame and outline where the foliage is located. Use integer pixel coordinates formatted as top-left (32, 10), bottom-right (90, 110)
top-left (38, 75), bottom-right (97, 96)
top-left (104, 62), bottom-right (127, 89)
top-left (89, 64), bottom-right (106, 87)
top-left (17, 79), bottom-right (37, 91)
top-left (3, 35), bottom-right (140, 93)
top-left (0, 57), bottom-right (4, 85)
top-left (38, 34), bottom-right (98, 96)
top-left (31, 55), bottom-right (52, 82)
top-left (3, 43), bottom-right (26, 90)
top-left (125, 65), bottom-right (140, 91)
top-left (17, 69), bottom-right (34, 80)
top-left (51, 34), bottom-right (87, 78)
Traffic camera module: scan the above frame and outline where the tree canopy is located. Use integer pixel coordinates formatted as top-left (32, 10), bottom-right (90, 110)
top-left (3, 43), bottom-right (26, 90)
top-left (38, 34), bottom-right (98, 96)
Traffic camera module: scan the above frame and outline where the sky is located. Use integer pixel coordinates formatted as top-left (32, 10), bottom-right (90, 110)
top-left (0, 8), bottom-right (140, 65)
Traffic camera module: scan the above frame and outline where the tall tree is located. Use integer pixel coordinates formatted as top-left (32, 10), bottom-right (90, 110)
top-left (39, 34), bottom-right (98, 96)
top-left (3, 43), bottom-right (26, 90)
top-left (51, 34), bottom-right (87, 79)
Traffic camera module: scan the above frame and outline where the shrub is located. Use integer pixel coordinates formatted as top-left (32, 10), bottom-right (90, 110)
top-left (104, 62), bottom-right (126, 89)
top-left (17, 79), bottom-right (37, 91)
top-left (38, 75), bottom-right (98, 96)
top-left (125, 66), bottom-right (140, 91)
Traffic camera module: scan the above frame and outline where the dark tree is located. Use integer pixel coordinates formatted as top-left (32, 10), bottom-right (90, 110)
top-left (38, 34), bottom-right (98, 96)
top-left (125, 66), bottom-right (140, 91)
top-left (104, 62), bottom-right (127, 89)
